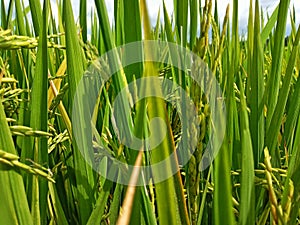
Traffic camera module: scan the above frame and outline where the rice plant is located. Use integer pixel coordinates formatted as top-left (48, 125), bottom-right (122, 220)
top-left (0, 0), bottom-right (300, 224)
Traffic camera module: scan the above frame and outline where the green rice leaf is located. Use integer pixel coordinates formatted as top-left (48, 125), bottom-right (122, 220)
top-left (80, 0), bottom-right (87, 42)
top-left (0, 95), bottom-right (33, 225)
top-left (29, 0), bottom-right (49, 223)
top-left (28, 0), bottom-right (42, 36)
top-left (261, 5), bottom-right (279, 44)
top-left (189, 0), bottom-right (198, 49)
top-left (64, 0), bottom-right (96, 223)
top-left (141, 0), bottom-right (189, 224)
top-left (265, 0), bottom-right (290, 134)
top-left (249, 0), bottom-right (264, 166)
top-left (238, 71), bottom-right (255, 225)
top-left (266, 25), bottom-right (300, 156)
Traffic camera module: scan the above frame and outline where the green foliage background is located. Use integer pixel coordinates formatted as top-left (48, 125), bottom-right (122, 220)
top-left (0, 0), bottom-right (300, 224)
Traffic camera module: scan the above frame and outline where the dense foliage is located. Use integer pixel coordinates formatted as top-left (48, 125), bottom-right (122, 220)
top-left (0, 0), bottom-right (300, 224)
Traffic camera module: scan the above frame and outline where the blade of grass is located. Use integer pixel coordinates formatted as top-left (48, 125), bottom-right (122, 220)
top-left (15, 0), bottom-right (27, 35)
top-left (114, 0), bottom-right (124, 46)
top-left (213, 137), bottom-right (235, 225)
top-left (1, 0), bottom-right (7, 28)
top-left (265, 0), bottom-right (290, 133)
top-left (197, 165), bottom-right (212, 225)
top-left (80, 0), bottom-right (87, 42)
top-left (116, 150), bottom-right (143, 225)
top-left (94, 0), bottom-right (134, 145)
top-left (284, 72), bottom-right (300, 149)
top-left (285, 119), bottom-right (300, 225)
top-left (64, 0), bottom-right (96, 223)
top-left (0, 93), bottom-right (33, 225)
top-left (190, 0), bottom-right (198, 50)
top-left (174, 0), bottom-right (188, 47)
top-left (213, 0), bottom-right (237, 224)
top-left (108, 181), bottom-right (123, 225)
top-left (153, 8), bottom-right (161, 40)
top-left (266, 25), bottom-right (300, 157)
top-left (163, 1), bottom-right (175, 43)
top-left (238, 71), bottom-right (255, 225)
top-left (249, 0), bottom-right (264, 166)
top-left (246, 0), bottom-right (254, 100)
top-left (123, 0), bottom-right (142, 81)
top-left (28, 0), bottom-right (42, 36)
top-left (261, 5), bottom-right (279, 44)
top-left (48, 182), bottom-right (69, 225)
top-left (29, 0), bottom-right (49, 223)
top-left (4, 0), bottom-right (13, 30)
top-left (141, 0), bottom-right (189, 224)
top-left (86, 176), bottom-right (114, 225)
top-left (47, 59), bottom-right (66, 108)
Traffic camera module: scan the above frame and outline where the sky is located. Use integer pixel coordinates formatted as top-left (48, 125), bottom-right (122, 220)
top-left (2, 0), bottom-right (300, 35)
